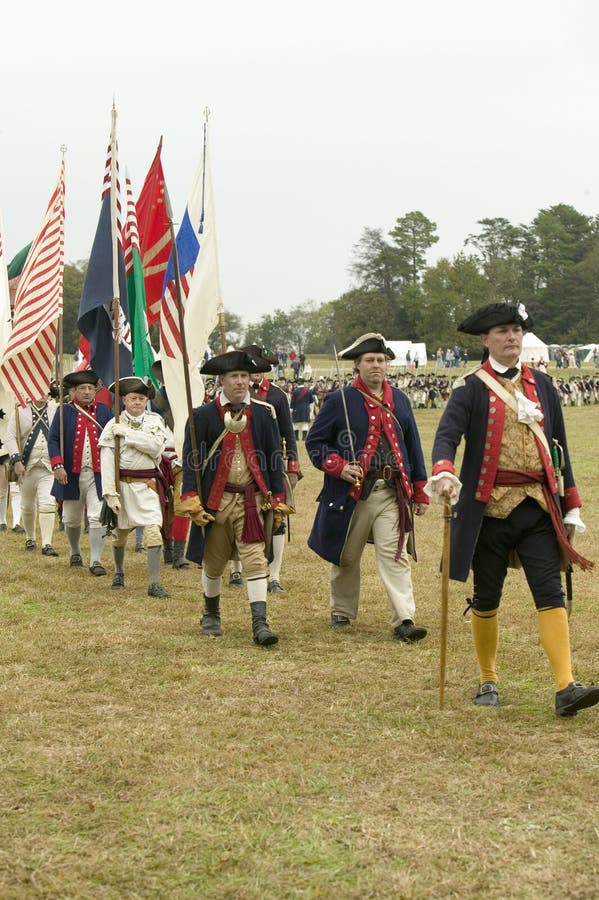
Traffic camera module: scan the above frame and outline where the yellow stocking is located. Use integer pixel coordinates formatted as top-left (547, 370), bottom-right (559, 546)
top-left (537, 607), bottom-right (573, 691)
top-left (471, 610), bottom-right (498, 684)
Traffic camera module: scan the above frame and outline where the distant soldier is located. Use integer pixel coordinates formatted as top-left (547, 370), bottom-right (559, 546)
top-left (48, 370), bottom-right (112, 575)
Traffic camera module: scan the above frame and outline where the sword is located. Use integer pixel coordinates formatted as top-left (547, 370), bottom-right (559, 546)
top-left (332, 345), bottom-right (361, 489)
top-left (551, 438), bottom-right (573, 618)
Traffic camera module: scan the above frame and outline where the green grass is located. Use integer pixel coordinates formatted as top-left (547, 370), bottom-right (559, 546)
top-left (1, 404), bottom-right (598, 898)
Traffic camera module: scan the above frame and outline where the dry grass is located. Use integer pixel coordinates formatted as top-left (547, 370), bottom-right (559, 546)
top-left (1, 405), bottom-right (598, 899)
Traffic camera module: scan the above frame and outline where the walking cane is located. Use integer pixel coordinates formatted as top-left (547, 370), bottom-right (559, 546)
top-left (439, 497), bottom-right (452, 709)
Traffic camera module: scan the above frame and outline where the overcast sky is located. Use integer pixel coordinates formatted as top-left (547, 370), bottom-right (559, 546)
top-left (1, 0), bottom-right (598, 324)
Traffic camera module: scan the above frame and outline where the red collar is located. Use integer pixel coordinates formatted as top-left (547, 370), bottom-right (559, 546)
top-left (352, 376), bottom-right (393, 407)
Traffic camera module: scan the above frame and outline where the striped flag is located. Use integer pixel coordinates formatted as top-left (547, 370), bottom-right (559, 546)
top-left (136, 138), bottom-right (171, 327)
top-left (160, 120), bottom-right (222, 457)
top-left (0, 162), bottom-right (65, 406)
top-left (124, 171), bottom-right (156, 384)
top-left (78, 115), bottom-right (132, 389)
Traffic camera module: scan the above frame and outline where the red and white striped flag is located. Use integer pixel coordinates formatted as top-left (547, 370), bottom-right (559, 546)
top-left (0, 161), bottom-right (65, 406)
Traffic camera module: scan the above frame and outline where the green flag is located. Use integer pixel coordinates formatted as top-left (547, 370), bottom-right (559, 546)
top-left (124, 173), bottom-right (157, 386)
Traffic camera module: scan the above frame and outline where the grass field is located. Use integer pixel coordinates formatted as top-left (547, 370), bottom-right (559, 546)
top-left (1, 403), bottom-right (598, 899)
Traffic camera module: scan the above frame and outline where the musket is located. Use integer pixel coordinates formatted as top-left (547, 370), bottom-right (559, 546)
top-left (439, 498), bottom-right (451, 709)
top-left (332, 345), bottom-right (361, 489)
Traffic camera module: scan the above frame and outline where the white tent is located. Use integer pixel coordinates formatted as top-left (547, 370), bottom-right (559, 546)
top-left (520, 331), bottom-right (549, 363)
top-left (385, 341), bottom-right (428, 368)
top-left (580, 343), bottom-right (599, 363)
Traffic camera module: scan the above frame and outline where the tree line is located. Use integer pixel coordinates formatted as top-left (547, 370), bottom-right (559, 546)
top-left (61, 203), bottom-right (599, 359)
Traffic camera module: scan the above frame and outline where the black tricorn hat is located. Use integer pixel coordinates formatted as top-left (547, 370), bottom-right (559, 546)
top-left (238, 344), bottom-right (276, 373)
top-left (338, 333), bottom-right (395, 360)
top-left (200, 350), bottom-right (259, 376)
top-left (108, 376), bottom-right (156, 400)
top-left (63, 369), bottom-right (100, 389)
top-left (458, 301), bottom-right (534, 335)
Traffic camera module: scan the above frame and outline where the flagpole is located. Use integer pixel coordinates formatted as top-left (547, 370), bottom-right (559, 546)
top-left (164, 186), bottom-right (203, 500)
top-left (109, 103), bottom-right (121, 490)
top-left (201, 108), bottom-right (227, 354)
top-left (57, 146), bottom-right (67, 463)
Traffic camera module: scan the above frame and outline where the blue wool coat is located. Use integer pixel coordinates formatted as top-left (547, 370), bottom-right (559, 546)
top-left (48, 402), bottom-right (113, 501)
top-left (306, 385), bottom-right (428, 565)
top-left (181, 399), bottom-right (285, 565)
top-left (432, 367), bottom-right (579, 582)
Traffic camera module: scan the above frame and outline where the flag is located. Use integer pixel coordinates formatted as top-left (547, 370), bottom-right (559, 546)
top-left (124, 170), bottom-right (157, 385)
top-left (160, 122), bottom-right (222, 457)
top-left (0, 212), bottom-right (17, 430)
top-left (136, 138), bottom-right (171, 327)
top-left (78, 111), bottom-right (132, 389)
top-left (6, 242), bottom-right (32, 314)
top-left (0, 163), bottom-right (65, 405)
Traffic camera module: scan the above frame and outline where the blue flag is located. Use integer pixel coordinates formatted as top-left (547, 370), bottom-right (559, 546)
top-left (78, 193), bottom-right (133, 388)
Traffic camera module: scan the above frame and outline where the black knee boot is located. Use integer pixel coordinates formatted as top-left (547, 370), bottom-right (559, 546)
top-left (250, 601), bottom-right (278, 646)
top-left (201, 595), bottom-right (222, 636)
top-left (172, 540), bottom-right (191, 569)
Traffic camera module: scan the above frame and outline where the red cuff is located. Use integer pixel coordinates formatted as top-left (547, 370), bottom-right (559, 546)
top-left (321, 453), bottom-right (346, 479)
top-left (287, 459), bottom-right (301, 474)
top-left (181, 491), bottom-right (199, 501)
top-left (50, 455), bottom-right (64, 468)
top-left (272, 493), bottom-right (286, 506)
top-left (563, 486), bottom-right (582, 512)
top-left (413, 480), bottom-right (429, 504)
top-left (432, 460), bottom-right (455, 477)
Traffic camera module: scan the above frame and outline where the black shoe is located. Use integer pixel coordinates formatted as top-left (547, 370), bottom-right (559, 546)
top-left (555, 681), bottom-right (599, 717)
top-left (228, 572), bottom-right (243, 588)
top-left (70, 553), bottom-right (83, 568)
top-left (41, 544), bottom-right (59, 557)
top-left (25, 539), bottom-right (37, 552)
top-left (393, 620), bottom-right (427, 643)
top-left (268, 579), bottom-right (285, 594)
top-left (89, 562), bottom-right (107, 576)
top-left (0, 523), bottom-right (7, 531)
top-left (331, 613), bottom-right (351, 629)
top-left (12, 524), bottom-right (25, 533)
top-left (474, 681), bottom-right (499, 707)
top-left (148, 582), bottom-right (170, 598)
top-left (135, 544), bottom-right (147, 554)
top-left (201, 612), bottom-right (223, 636)
top-left (112, 573), bottom-right (125, 590)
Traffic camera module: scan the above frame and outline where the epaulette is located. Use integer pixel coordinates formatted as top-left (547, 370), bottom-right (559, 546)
top-left (453, 364), bottom-right (482, 390)
top-left (249, 397), bottom-right (277, 419)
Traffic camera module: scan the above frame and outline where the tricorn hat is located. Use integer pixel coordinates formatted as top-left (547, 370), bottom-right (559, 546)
top-left (200, 350), bottom-right (259, 376)
top-left (151, 353), bottom-right (163, 379)
top-left (338, 333), bottom-right (395, 360)
top-left (458, 301), bottom-right (534, 335)
top-left (238, 344), bottom-right (276, 373)
top-left (108, 376), bottom-right (156, 400)
top-left (63, 370), bottom-right (100, 389)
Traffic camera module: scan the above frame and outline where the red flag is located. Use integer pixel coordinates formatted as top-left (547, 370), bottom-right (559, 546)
top-left (0, 161), bottom-right (65, 405)
top-left (136, 138), bottom-right (171, 326)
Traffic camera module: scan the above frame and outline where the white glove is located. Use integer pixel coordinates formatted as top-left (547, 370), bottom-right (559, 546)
top-left (104, 493), bottom-right (121, 514)
top-left (112, 423), bottom-right (128, 439)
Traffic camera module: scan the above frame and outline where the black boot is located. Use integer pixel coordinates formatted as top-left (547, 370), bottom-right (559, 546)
top-left (172, 539), bottom-right (191, 569)
top-left (201, 595), bottom-right (222, 636)
top-left (251, 601), bottom-right (278, 646)
top-left (163, 541), bottom-right (174, 565)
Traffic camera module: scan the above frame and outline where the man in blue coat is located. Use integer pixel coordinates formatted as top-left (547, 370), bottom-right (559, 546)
top-left (306, 333), bottom-right (430, 641)
top-left (428, 301), bottom-right (598, 716)
top-left (48, 370), bottom-right (113, 575)
top-left (180, 350), bottom-right (293, 646)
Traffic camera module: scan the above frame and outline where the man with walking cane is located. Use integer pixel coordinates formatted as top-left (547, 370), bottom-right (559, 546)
top-left (306, 333), bottom-right (429, 640)
top-left (427, 301), bottom-right (597, 717)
